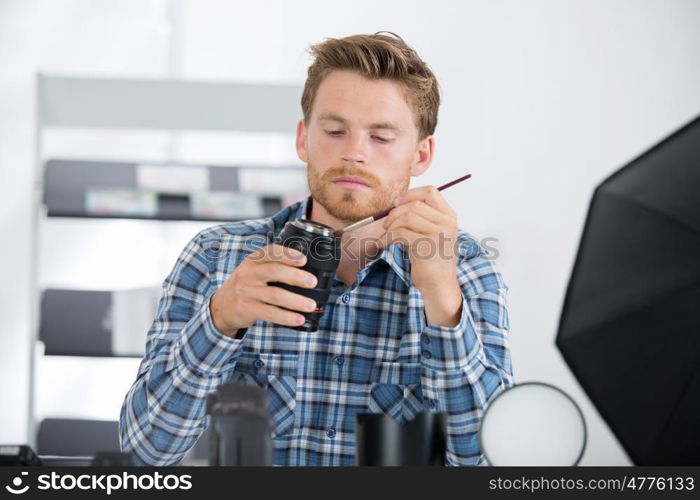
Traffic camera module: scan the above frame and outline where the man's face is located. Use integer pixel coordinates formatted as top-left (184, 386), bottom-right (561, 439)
top-left (296, 69), bottom-right (432, 224)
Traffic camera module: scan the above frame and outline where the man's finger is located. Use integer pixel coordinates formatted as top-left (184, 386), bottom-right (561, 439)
top-left (385, 210), bottom-right (438, 236)
top-left (248, 243), bottom-right (307, 266)
top-left (253, 262), bottom-right (317, 288)
top-left (395, 185), bottom-right (455, 217)
top-left (255, 302), bottom-right (307, 327)
top-left (253, 284), bottom-right (317, 313)
top-left (385, 200), bottom-right (446, 227)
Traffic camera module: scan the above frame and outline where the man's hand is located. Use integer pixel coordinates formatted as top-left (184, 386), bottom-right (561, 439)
top-left (210, 244), bottom-right (319, 337)
top-left (382, 185), bottom-right (463, 327)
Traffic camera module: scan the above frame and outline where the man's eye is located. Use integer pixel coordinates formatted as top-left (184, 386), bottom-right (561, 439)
top-left (373, 136), bottom-right (389, 143)
top-left (326, 130), bottom-right (344, 136)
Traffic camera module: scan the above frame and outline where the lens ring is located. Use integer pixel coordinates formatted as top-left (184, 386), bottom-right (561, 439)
top-left (291, 219), bottom-right (337, 237)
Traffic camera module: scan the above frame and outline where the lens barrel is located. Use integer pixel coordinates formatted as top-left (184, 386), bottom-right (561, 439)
top-left (207, 384), bottom-right (273, 466)
top-left (269, 219), bottom-right (341, 332)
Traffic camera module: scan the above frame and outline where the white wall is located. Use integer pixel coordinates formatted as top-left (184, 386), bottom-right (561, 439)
top-left (1, 0), bottom-right (699, 465)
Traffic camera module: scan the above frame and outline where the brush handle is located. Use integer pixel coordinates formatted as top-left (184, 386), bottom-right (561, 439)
top-left (341, 173), bottom-right (472, 233)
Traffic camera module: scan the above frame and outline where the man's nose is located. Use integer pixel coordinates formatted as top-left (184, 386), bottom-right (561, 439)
top-left (341, 153), bottom-right (365, 165)
top-left (341, 134), bottom-right (367, 164)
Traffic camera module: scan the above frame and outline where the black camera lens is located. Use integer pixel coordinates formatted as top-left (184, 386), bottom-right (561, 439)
top-left (207, 384), bottom-right (272, 466)
top-left (355, 412), bottom-right (447, 466)
top-left (269, 219), bottom-right (341, 332)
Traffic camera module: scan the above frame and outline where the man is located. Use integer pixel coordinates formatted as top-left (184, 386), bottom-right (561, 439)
top-left (119, 32), bottom-right (513, 466)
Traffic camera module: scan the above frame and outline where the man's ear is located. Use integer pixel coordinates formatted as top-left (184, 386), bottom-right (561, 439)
top-left (296, 119), bottom-right (309, 164)
top-left (409, 134), bottom-right (434, 177)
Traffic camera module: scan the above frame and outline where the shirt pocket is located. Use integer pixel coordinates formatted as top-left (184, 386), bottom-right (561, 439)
top-left (368, 361), bottom-right (423, 423)
top-left (230, 351), bottom-right (299, 438)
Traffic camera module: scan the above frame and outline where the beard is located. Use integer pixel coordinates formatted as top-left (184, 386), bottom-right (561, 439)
top-left (307, 161), bottom-right (410, 224)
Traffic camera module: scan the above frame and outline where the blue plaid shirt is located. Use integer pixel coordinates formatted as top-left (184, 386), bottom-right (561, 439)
top-left (119, 196), bottom-right (514, 466)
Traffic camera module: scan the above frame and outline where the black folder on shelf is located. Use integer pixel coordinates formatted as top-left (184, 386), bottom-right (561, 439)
top-left (39, 288), bottom-right (161, 357)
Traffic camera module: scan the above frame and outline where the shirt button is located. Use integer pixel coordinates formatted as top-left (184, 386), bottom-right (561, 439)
top-left (341, 293), bottom-right (350, 304)
top-left (421, 334), bottom-right (431, 345)
top-left (327, 427), bottom-right (336, 438)
top-left (334, 356), bottom-right (344, 366)
top-left (422, 350), bottom-right (432, 359)
top-left (253, 359), bottom-right (265, 369)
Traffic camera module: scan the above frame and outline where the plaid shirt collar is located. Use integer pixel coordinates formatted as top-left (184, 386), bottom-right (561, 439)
top-left (271, 195), bottom-right (412, 288)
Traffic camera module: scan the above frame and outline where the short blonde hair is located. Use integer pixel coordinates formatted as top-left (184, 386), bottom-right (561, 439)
top-left (301, 32), bottom-right (440, 139)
